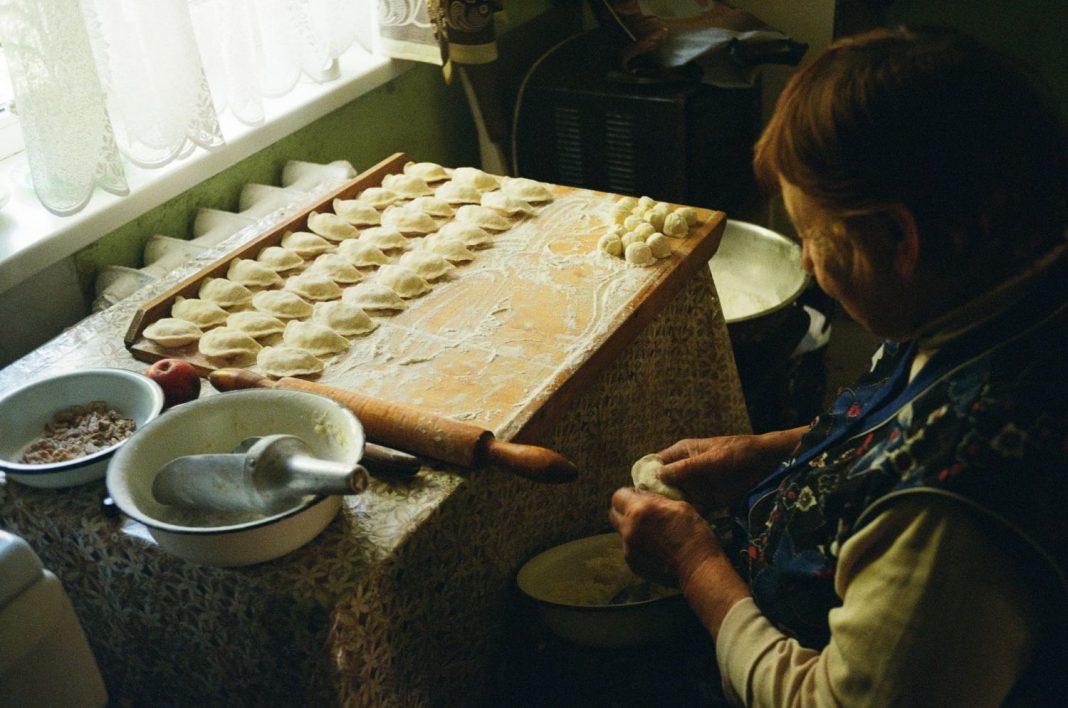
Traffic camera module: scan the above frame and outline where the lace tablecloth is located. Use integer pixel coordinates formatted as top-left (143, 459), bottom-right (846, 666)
top-left (0, 201), bottom-right (749, 706)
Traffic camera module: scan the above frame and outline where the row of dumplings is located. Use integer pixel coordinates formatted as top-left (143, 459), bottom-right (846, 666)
top-left (597, 195), bottom-right (700, 266)
top-left (141, 163), bottom-right (555, 377)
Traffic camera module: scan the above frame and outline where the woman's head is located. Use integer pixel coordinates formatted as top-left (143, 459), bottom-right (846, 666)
top-left (755, 26), bottom-right (1068, 284)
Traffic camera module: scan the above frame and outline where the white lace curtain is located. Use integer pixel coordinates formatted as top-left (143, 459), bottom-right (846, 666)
top-left (0, 0), bottom-right (363, 216)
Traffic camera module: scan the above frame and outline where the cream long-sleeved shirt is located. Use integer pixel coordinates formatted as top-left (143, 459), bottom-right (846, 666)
top-left (714, 496), bottom-right (1045, 706)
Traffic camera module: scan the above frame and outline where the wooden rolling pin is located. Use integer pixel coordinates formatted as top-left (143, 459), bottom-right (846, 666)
top-left (208, 368), bottom-right (578, 484)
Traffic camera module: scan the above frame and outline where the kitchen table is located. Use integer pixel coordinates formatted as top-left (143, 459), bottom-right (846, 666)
top-left (0, 177), bottom-right (749, 706)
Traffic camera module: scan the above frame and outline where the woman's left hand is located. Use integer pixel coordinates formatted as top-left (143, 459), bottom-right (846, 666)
top-left (608, 486), bottom-right (724, 588)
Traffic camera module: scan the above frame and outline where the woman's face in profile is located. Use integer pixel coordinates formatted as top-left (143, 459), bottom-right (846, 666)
top-left (780, 181), bottom-right (912, 339)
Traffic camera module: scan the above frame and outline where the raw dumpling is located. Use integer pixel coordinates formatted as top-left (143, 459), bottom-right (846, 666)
top-left (283, 319), bottom-right (350, 356)
top-left (359, 226), bottom-right (410, 251)
top-left (381, 173), bottom-right (433, 197)
top-left (307, 211), bottom-right (359, 241)
top-left (647, 233), bottom-right (672, 259)
top-left (198, 327), bottom-right (263, 359)
top-left (376, 264), bottom-right (432, 298)
top-left (624, 241), bottom-right (654, 266)
top-left (480, 191), bottom-right (534, 216)
top-left (198, 277), bottom-right (253, 308)
top-left (143, 318), bottom-right (203, 348)
top-left (228, 258), bottom-right (285, 287)
top-left (171, 296), bottom-right (229, 328)
top-left (597, 233), bottom-right (623, 257)
top-left (434, 181), bottom-right (482, 204)
top-left (284, 272), bottom-right (343, 301)
top-left (381, 206), bottom-right (437, 235)
top-left (454, 204), bottom-right (512, 231)
top-left (403, 161), bottom-right (449, 182)
top-left (406, 196), bottom-right (455, 218)
top-left (450, 166), bottom-right (499, 192)
top-left (420, 233), bottom-right (475, 263)
top-left (332, 199), bottom-right (381, 226)
top-left (342, 282), bottom-right (407, 312)
top-left (676, 206), bottom-right (699, 226)
top-left (398, 250), bottom-right (454, 280)
top-left (251, 290), bottom-right (314, 319)
top-left (257, 345), bottom-right (325, 378)
top-left (337, 239), bottom-right (391, 267)
top-left (312, 300), bottom-right (378, 336)
top-left (281, 230), bottom-right (333, 256)
top-left (436, 221), bottom-right (494, 247)
top-left (226, 310), bottom-right (286, 339)
top-left (632, 222), bottom-right (656, 240)
top-left (630, 453), bottom-right (684, 500)
top-left (501, 177), bottom-right (553, 202)
top-left (256, 246), bottom-right (304, 272)
top-left (357, 186), bottom-right (401, 208)
top-left (307, 253), bottom-right (365, 284)
top-left (662, 211), bottom-right (689, 238)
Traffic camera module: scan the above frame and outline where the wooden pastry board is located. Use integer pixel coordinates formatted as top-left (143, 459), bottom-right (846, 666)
top-left (126, 152), bottom-right (726, 442)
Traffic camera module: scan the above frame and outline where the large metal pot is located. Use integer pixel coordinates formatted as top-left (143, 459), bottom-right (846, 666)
top-left (708, 220), bottom-right (810, 347)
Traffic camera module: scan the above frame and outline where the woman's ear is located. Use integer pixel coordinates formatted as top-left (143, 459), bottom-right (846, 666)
top-left (888, 206), bottom-right (921, 279)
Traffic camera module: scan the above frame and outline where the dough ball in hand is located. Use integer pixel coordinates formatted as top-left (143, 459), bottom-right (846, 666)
top-left (630, 453), bottom-right (684, 501)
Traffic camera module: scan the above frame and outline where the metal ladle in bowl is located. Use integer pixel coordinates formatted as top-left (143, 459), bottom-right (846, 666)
top-left (151, 434), bottom-right (368, 516)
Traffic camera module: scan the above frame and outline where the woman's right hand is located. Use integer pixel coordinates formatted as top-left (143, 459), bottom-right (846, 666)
top-left (657, 427), bottom-right (808, 509)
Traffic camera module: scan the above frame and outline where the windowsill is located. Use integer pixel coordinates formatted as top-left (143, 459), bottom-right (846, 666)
top-left (0, 46), bottom-right (415, 295)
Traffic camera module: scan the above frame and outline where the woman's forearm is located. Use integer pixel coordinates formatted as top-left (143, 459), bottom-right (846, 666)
top-left (679, 551), bottom-right (752, 640)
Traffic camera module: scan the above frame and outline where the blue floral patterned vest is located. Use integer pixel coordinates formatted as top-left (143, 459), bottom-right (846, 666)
top-left (735, 265), bottom-right (1068, 650)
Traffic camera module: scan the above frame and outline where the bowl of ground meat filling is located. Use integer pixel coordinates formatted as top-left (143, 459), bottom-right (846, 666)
top-left (0, 368), bottom-right (165, 488)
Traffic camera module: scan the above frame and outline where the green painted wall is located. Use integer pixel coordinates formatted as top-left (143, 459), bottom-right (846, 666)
top-left (74, 62), bottom-right (479, 293)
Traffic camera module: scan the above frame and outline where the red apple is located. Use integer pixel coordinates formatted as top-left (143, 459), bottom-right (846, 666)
top-left (145, 358), bottom-right (201, 409)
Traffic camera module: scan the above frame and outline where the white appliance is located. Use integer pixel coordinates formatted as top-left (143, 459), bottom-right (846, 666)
top-left (0, 529), bottom-right (107, 707)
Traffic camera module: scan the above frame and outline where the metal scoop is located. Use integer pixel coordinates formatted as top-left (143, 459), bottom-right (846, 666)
top-left (151, 434), bottom-right (368, 516)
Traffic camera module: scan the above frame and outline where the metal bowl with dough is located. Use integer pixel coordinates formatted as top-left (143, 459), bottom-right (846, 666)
top-left (516, 532), bottom-right (695, 648)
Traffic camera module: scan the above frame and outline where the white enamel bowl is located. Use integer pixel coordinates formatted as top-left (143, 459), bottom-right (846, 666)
top-left (517, 532), bottom-right (694, 648)
top-left (107, 389), bottom-right (365, 567)
top-left (0, 368), bottom-right (165, 488)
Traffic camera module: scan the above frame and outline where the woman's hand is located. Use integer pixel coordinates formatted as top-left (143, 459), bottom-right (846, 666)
top-left (609, 487), bottom-right (718, 587)
top-left (657, 427), bottom-right (807, 509)
top-left (609, 487), bottom-right (750, 637)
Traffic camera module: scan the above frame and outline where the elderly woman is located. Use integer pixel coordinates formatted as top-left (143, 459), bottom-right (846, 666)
top-left (610, 25), bottom-right (1068, 706)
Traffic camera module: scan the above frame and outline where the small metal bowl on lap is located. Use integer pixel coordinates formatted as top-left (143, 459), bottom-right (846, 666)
top-left (516, 532), bottom-right (693, 649)
top-left (0, 368), bottom-right (165, 489)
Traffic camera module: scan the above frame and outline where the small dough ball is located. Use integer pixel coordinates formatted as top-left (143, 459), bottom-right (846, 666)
top-left (610, 204), bottom-right (631, 225)
top-left (620, 231), bottom-right (643, 248)
top-left (630, 453), bottom-right (684, 501)
top-left (645, 209), bottom-right (667, 232)
top-left (662, 211), bottom-right (690, 238)
top-left (617, 196), bottom-right (639, 211)
top-left (622, 214), bottom-right (644, 232)
top-left (637, 195), bottom-right (656, 210)
top-left (632, 222), bottom-right (656, 240)
top-left (597, 233), bottom-right (623, 257)
top-left (624, 241), bottom-right (654, 266)
top-left (647, 233), bottom-right (672, 259)
top-left (676, 206), bottom-right (698, 226)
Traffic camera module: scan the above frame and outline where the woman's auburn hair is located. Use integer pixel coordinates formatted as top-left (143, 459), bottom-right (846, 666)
top-left (753, 25), bottom-right (1068, 268)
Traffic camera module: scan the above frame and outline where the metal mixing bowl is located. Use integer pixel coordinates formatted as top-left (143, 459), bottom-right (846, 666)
top-left (709, 220), bottom-right (810, 345)
top-left (516, 532), bottom-right (694, 648)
